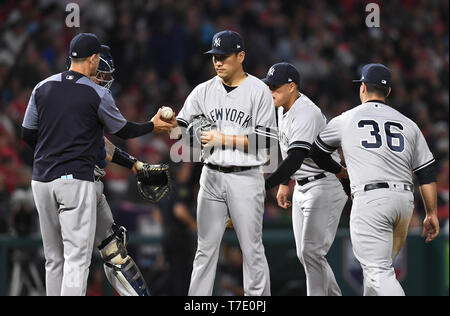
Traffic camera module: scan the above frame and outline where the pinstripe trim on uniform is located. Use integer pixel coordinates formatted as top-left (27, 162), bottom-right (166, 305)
top-left (314, 136), bottom-right (337, 153)
top-left (413, 158), bottom-right (435, 172)
top-left (288, 141), bottom-right (311, 151)
top-left (176, 118), bottom-right (189, 128)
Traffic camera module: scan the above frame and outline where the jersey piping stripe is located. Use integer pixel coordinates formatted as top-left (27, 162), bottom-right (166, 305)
top-left (176, 118), bottom-right (189, 128)
top-left (253, 129), bottom-right (278, 140)
top-left (289, 141), bottom-right (311, 149)
top-left (288, 144), bottom-right (311, 151)
top-left (413, 158), bottom-right (435, 172)
top-left (315, 137), bottom-right (337, 153)
top-left (254, 126), bottom-right (278, 139)
top-left (255, 126), bottom-right (278, 136)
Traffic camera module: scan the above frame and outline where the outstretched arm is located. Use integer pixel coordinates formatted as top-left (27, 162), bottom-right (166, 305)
top-left (265, 148), bottom-right (307, 190)
top-left (104, 137), bottom-right (141, 174)
top-left (309, 142), bottom-right (347, 178)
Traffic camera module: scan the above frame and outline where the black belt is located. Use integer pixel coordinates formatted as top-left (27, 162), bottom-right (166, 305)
top-left (297, 173), bottom-right (326, 186)
top-left (206, 163), bottom-right (254, 173)
top-left (364, 182), bottom-right (413, 192)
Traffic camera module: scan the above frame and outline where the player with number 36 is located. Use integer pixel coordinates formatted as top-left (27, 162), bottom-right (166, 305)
top-left (309, 63), bottom-right (440, 296)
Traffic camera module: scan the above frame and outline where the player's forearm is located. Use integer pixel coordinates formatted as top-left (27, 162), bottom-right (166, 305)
top-left (21, 126), bottom-right (38, 150)
top-left (419, 182), bottom-right (438, 217)
top-left (104, 137), bottom-right (116, 162)
top-left (114, 121), bottom-right (155, 139)
top-left (309, 143), bottom-right (343, 174)
top-left (110, 145), bottom-right (138, 169)
top-left (265, 148), bottom-right (306, 190)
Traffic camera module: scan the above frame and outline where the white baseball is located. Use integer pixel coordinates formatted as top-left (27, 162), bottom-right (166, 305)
top-left (161, 107), bottom-right (173, 120)
top-left (135, 161), bottom-right (144, 171)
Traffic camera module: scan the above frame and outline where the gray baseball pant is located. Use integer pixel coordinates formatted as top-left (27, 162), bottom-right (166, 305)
top-left (292, 176), bottom-right (347, 296)
top-left (188, 166), bottom-right (270, 296)
top-left (31, 178), bottom-right (96, 296)
top-left (350, 187), bottom-right (414, 296)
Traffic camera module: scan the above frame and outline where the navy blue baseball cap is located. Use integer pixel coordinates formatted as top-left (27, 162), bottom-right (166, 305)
top-left (204, 30), bottom-right (245, 55)
top-left (352, 63), bottom-right (391, 87)
top-left (69, 33), bottom-right (101, 58)
top-left (262, 62), bottom-right (301, 87)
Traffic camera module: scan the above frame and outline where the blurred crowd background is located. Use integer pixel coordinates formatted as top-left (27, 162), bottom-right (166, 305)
top-left (0, 0), bottom-right (448, 295)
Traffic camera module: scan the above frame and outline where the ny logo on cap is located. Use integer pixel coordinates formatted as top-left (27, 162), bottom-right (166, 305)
top-left (214, 37), bottom-right (221, 47)
top-left (268, 67), bottom-right (275, 77)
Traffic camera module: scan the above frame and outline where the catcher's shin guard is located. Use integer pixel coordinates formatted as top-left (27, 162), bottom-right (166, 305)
top-left (98, 224), bottom-right (150, 296)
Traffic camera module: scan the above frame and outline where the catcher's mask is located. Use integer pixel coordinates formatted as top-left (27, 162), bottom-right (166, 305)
top-left (94, 45), bottom-right (115, 89)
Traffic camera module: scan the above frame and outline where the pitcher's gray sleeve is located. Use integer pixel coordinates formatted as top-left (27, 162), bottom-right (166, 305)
top-left (177, 86), bottom-right (203, 127)
top-left (97, 91), bottom-right (127, 134)
top-left (22, 87), bottom-right (39, 130)
top-left (288, 111), bottom-right (324, 152)
top-left (314, 115), bottom-right (343, 153)
top-left (253, 88), bottom-right (278, 140)
top-left (412, 127), bottom-right (435, 173)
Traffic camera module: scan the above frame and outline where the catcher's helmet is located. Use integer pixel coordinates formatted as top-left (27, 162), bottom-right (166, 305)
top-left (95, 45), bottom-right (115, 89)
top-left (66, 44), bottom-right (115, 89)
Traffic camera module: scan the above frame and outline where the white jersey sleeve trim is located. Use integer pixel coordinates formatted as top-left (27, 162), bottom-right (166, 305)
top-left (314, 136), bottom-right (337, 153)
top-left (176, 117), bottom-right (189, 127)
top-left (254, 129), bottom-right (278, 140)
top-left (288, 140), bottom-right (311, 151)
top-left (413, 158), bottom-right (435, 173)
top-left (254, 126), bottom-right (278, 139)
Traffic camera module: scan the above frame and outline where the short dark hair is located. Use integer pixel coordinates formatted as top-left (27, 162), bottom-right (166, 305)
top-left (70, 56), bottom-right (89, 63)
top-left (365, 83), bottom-right (390, 97)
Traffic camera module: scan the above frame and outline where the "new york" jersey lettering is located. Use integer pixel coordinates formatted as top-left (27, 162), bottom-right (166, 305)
top-left (209, 107), bottom-right (252, 128)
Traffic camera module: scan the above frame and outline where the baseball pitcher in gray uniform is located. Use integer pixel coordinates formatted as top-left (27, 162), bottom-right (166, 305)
top-left (310, 63), bottom-right (440, 296)
top-left (21, 33), bottom-right (174, 296)
top-left (263, 63), bottom-right (348, 296)
top-left (174, 30), bottom-right (278, 296)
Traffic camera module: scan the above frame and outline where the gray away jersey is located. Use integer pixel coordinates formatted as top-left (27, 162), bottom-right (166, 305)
top-left (278, 93), bottom-right (341, 180)
top-left (315, 101), bottom-right (435, 188)
top-left (177, 74), bottom-right (277, 167)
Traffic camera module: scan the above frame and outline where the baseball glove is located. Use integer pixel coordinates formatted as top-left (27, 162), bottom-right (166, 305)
top-left (188, 115), bottom-right (217, 160)
top-left (188, 115), bottom-right (216, 145)
top-left (136, 163), bottom-right (170, 203)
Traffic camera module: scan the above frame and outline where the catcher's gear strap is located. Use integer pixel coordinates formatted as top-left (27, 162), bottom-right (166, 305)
top-left (94, 165), bottom-right (106, 179)
top-left (98, 224), bottom-right (128, 261)
top-left (99, 225), bottom-right (150, 296)
top-left (111, 147), bottom-right (137, 169)
top-left (104, 257), bottom-right (150, 296)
